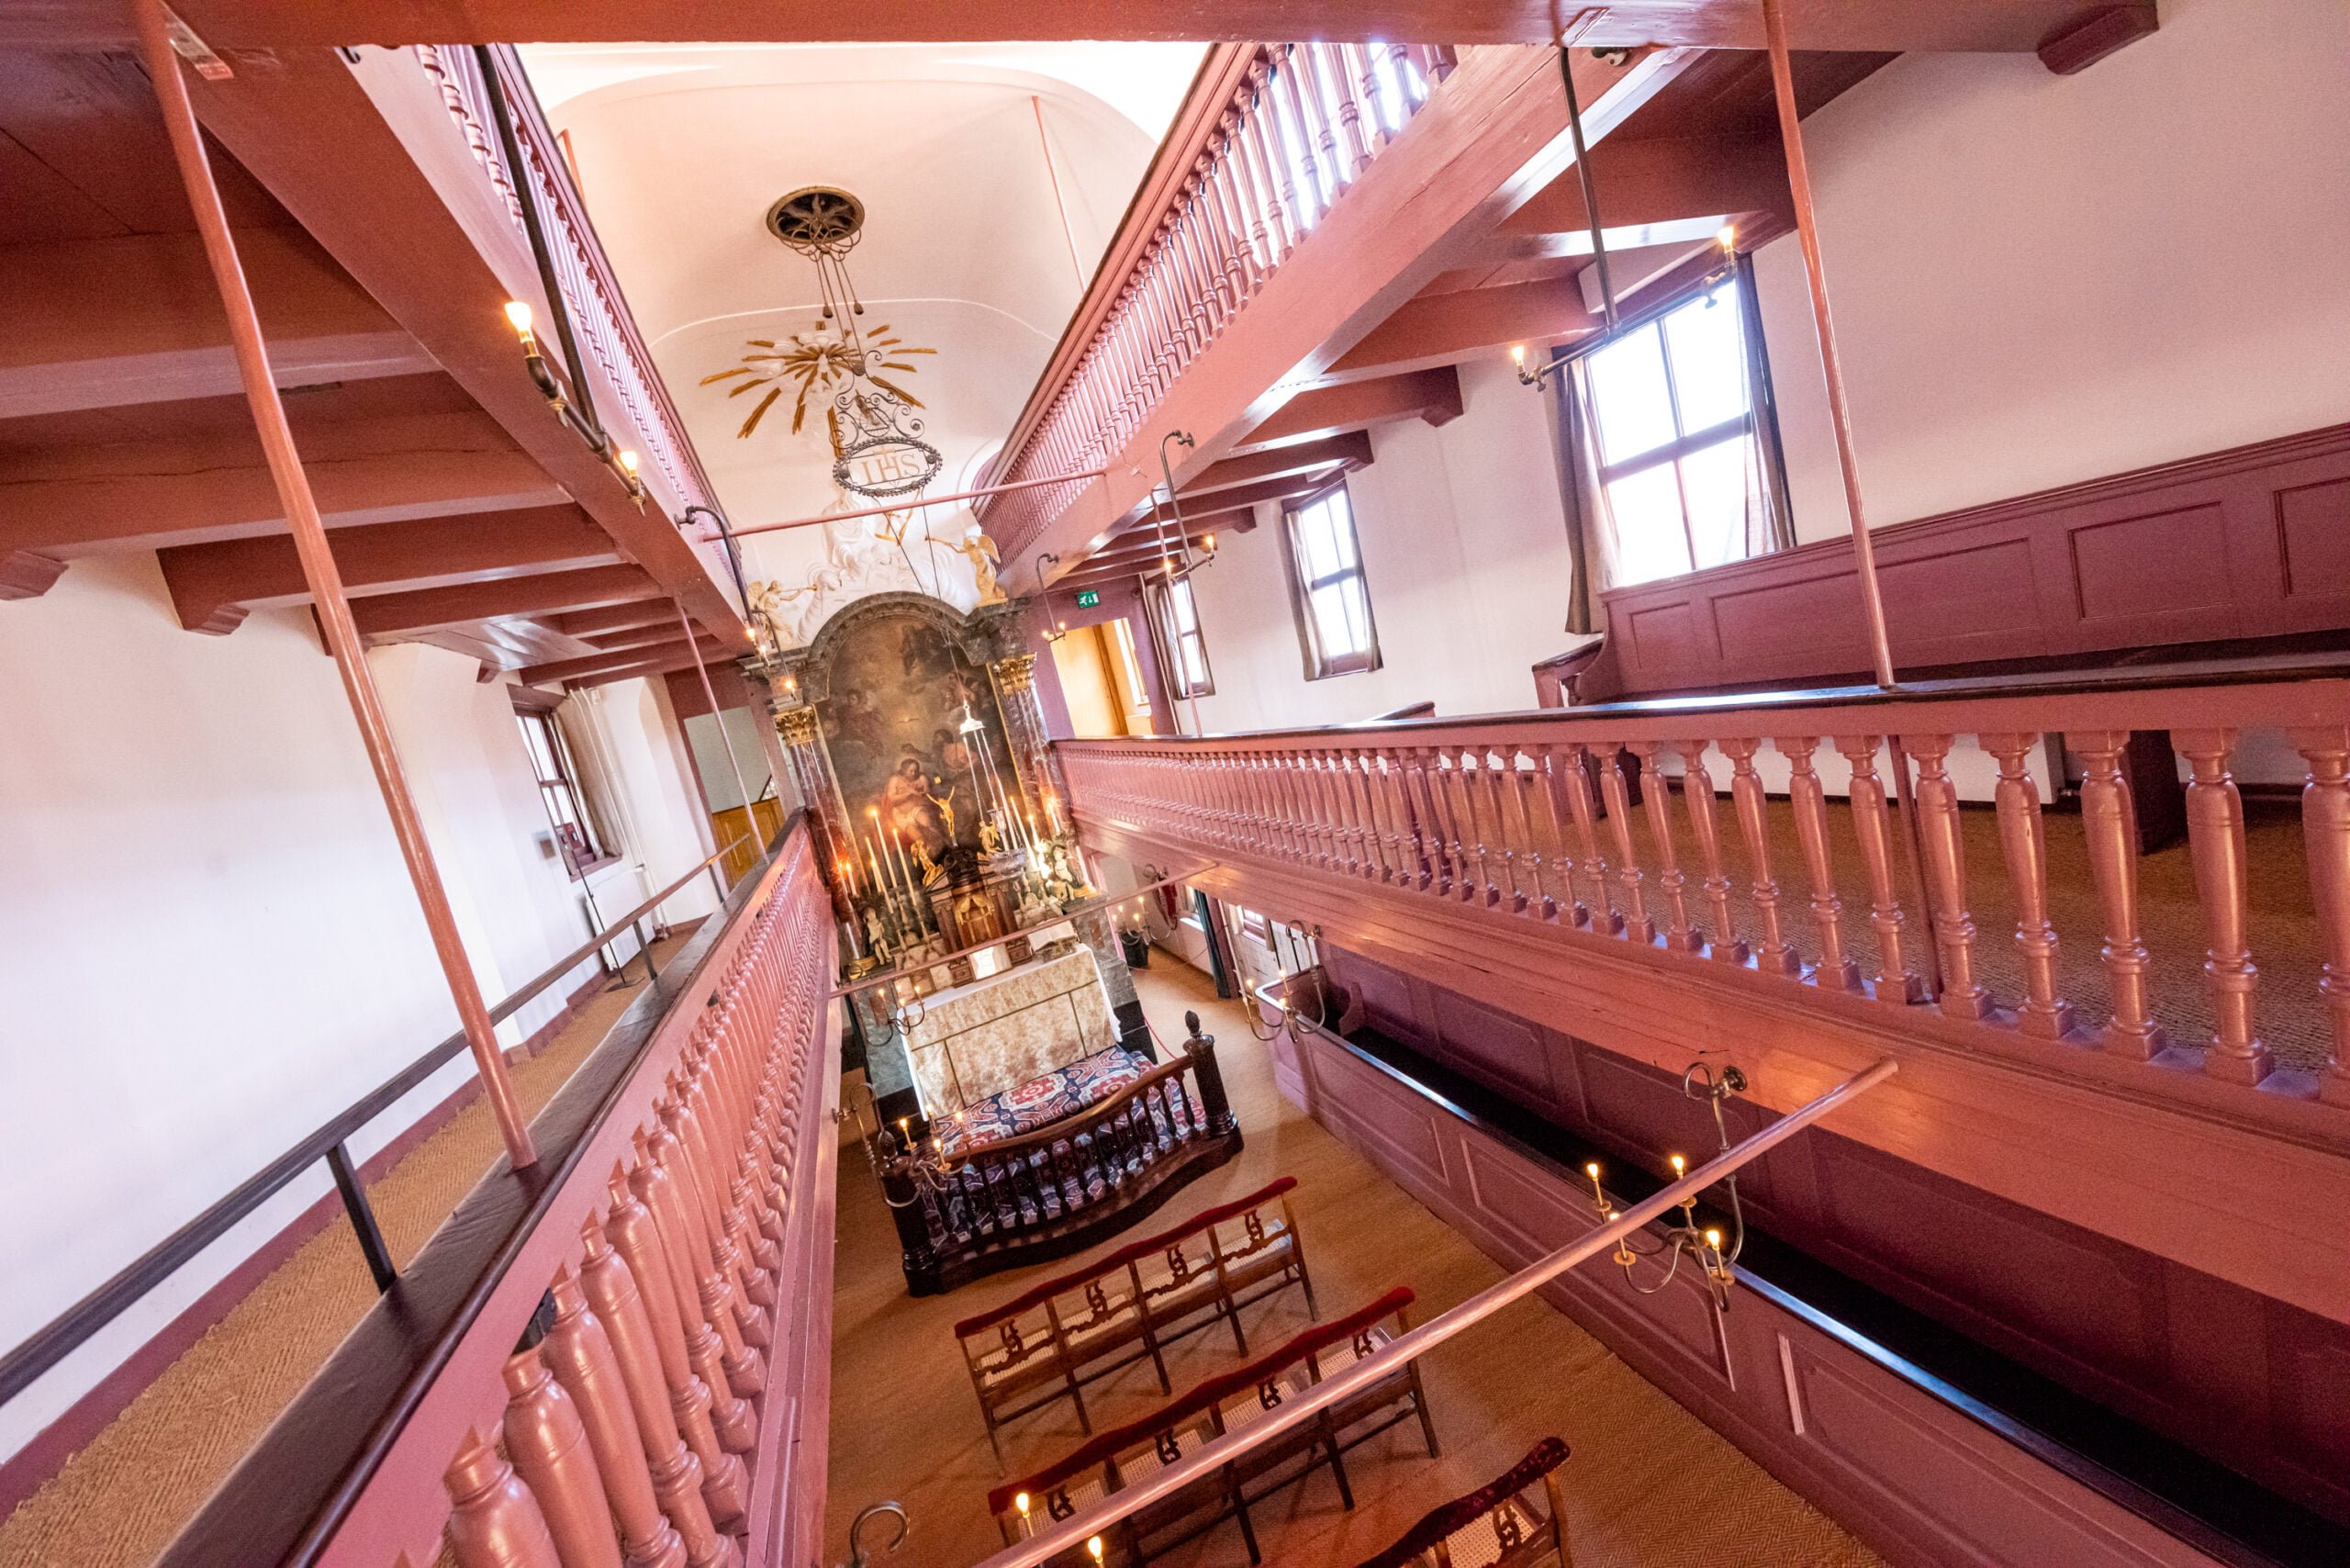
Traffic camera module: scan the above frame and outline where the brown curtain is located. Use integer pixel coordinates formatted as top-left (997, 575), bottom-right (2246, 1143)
top-left (1737, 252), bottom-right (1798, 554)
top-left (1550, 349), bottom-right (1616, 636)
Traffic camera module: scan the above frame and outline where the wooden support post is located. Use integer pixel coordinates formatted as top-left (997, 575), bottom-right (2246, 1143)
top-left (135, 0), bottom-right (536, 1169)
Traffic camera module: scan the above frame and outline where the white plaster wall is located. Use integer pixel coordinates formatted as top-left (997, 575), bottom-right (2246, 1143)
top-left (1183, 356), bottom-right (1577, 733)
top-left (1752, 0), bottom-right (2350, 543)
top-left (573, 678), bottom-right (725, 924)
top-left (0, 557), bottom-right (707, 1462)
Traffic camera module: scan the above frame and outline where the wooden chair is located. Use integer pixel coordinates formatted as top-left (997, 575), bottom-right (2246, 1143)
top-left (1350, 1438), bottom-right (1572, 1568)
top-left (988, 1286), bottom-right (1437, 1565)
top-left (956, 1176), bottom-right (1315, 1469)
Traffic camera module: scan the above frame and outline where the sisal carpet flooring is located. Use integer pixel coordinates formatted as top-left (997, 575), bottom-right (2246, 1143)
top-left (822, 959), bottom-right (1885, 1568)
top-left (1616, 791), bottom-right (2329, 1075)
top-left (0, 939), bottom-right (689, 1568)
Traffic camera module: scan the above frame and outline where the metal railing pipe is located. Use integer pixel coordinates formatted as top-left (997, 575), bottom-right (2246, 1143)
top-left (971, 1056), bottom-right (1898, 1568)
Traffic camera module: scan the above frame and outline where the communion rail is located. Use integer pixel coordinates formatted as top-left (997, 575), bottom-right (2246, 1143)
top-left (884, 1032), bottom-right (1245, 1295)
top-left (151, 820), bottom-right (841, 1568)
top-left (1057, 657), bottom-right (2350, 1117)
top-left (978, 41), bottom-right (1455, 559)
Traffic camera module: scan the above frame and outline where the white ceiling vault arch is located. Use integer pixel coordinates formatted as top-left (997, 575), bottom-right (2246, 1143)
top-left (521, 43), bottom-right (1203, 633)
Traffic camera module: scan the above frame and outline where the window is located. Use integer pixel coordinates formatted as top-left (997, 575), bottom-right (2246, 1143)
top-left (1283, 481), bottom-right (1380, 678)
top-left (1572, 274), bottom-right (1780, 586)
top-left (516, 708), bottom-right (608, 878)
top-left (1147, 574), bottom-right (1214, 698)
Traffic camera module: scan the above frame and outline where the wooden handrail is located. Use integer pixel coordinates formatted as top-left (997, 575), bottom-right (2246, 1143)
top-left (970, 1059), bottom-right (1898, 1568)
top-left (0, 835), bottom-right (749, 1409)
top-left (937, 1055), bottom-right (1197, 1165)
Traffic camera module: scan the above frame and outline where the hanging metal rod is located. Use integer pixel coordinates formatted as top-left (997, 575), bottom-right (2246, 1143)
top-left (1550, 2), bottom-right (1620, 333)
top-left (703, 466), bottom-right (1110, 541)
top-left (970, 1056), bottom-right (1898, 1568)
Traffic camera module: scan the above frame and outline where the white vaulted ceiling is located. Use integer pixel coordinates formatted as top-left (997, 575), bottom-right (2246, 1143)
top-left (522, 43), bottom-right (1203, 605)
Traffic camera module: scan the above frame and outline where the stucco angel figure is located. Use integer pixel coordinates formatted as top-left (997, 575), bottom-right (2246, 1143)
top-left (958, 527), bottom-right (1006, 606)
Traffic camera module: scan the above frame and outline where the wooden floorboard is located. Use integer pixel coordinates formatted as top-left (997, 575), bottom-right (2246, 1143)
top-left (822, 957), bottom-right (1885, 1567)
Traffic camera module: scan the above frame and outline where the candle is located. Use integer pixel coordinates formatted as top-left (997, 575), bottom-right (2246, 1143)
top-left (1583, 1160), bottom-right (1605, 1211)
top-left (1087, 1536), bottom-right (1104, 1564)
top-left (1014, 1494), bottom-right (1032, 1538)
top-left (1046, 793), bottom-right (1062, 836)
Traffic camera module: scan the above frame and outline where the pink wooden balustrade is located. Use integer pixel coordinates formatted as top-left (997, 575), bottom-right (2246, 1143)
top-left (311, 825), bottom-right (838, 1568)
top-left (978, 42), bottom-right (1455, 561)
top-left (1054, 669), bottom-right (2350, 1114)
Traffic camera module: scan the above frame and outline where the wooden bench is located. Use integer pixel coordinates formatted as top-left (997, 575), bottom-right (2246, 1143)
top-left (1351, 1437), bottom-right (1572, 1568)
top-left (988, 1286), bottom-right (1435, 1565)
top-left (955, 1175), bottom-right (1315, 1468)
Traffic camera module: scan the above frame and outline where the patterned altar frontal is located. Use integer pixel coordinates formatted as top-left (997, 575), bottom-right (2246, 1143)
top-left (906, 948), bottom-right (1115, 1114)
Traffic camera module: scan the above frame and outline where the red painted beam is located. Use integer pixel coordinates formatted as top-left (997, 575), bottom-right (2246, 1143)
top-left (0, 552), bottom-right (68, 600)
top-left (0, 406), bottom-right (565, 554)
top-left (156, 503), bottom-right (618, 633)
top-left (0, 227), bottom-right (434, 420)
top-left (1230, 367), bottom-right (1465, 455)
top-left (350, 563), bottom-right (660, 636)
top-left (1498, 133), bottom-right (1788, 240)
top-left (519, 635), bottom-right (728, 685)
top-left (551, 601), bottom-right (682, 637)
top-left (126, 0), bottom-right (2153, 54)
top-left (1320, 280), bottom-right (1595, 386)
top-left (1180, 431), bottom-right (1372, 497)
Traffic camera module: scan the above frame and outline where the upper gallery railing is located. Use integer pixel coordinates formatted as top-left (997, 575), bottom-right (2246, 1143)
top-left (1055, 659), bottom-right (2350, 1118)
top-left (978, 42), bottom-right (1456, 561)
top-left (154, 821), bottom-right (841, 1568)
top-left (417, 43), bottom-right (732, 551)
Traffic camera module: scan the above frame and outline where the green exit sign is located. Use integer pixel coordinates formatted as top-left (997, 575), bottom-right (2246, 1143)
top-left (1074, 588), bottom-right (1101, 609)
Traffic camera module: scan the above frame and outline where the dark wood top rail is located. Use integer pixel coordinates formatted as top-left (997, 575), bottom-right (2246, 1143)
top-left (0, 836), bottom-right (748, 1410)
top-left (1056, 650), bottom-right (2350, 749)
top-left (1348, 1436), bottom-right (1570, 1568)
top-left (152, 816), bottom-right (811, 1568)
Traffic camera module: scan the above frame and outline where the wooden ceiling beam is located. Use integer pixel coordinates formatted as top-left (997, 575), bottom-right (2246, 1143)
top-left (550, 601), bottom-right (683, 637)
top-left (91, 0), bottom-right (2153, 56)
top-left (0, 227), bottom-right (433, 420)
top-left (1179, 431), bottom-right (1373, 497)
top-left (155, 503), bottom-right (617, 634)
top-left (350, 564), bottom-right (661, 637)
top-left (1320, 280), bottom-right (1596, 386)
top-left (1229, 367), bottom-right (1465, 456)
top-left (583, 621), bottom-right (702, 653)
top-left (0, 408), bottom-right (565, 554)
top-left (565, 644), bottom-right (734, 690)
top-left (176, 46), bottom-right (744, 644)
top-left (1498, 133), bottom-right (1788, 241)
top-left (519, 635), bottom-right (727, 685)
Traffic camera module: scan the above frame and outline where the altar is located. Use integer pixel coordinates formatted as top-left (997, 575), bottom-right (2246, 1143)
top-left (904, 946), bottom-right (1126, 1137)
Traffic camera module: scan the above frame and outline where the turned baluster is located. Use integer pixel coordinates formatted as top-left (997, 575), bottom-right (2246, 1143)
top-left (2073, 730), bottom-right (2165, 1058)
top-left (539, 1267), bottom-right (688, 1568)
top-left (1903, 735), bottom-right (1989, 1018)
top-left (503, 1348), bottom-right (625, 1568)
top-left (2177, 729), bottom-right (2270, 1085)
top-left (1455, 749), bottom-right (1501, 906)
top-left (1239, 65), bottom-right (1297, 258)
top-left (1673, 741), bottom-right (1745, 962)
top-left (647, 1116), bottom-right (770, 1362)
top-left (1494, 748), bottom-right (1544, 916)
top-left (1774, 737), bottom-right (1862, 991)
top-left (1831, 737), bottom-right (1926, 1003)
top-left (1720, 740), bottom-right (1798, 972)
top-left (2293, 727), bottom-right (2350, 1104)
top-left (1558, 743), bottom-right (1619, 934)
top-left (622, 1152), bottom-right (759, 1444)
top-left (1270, 47), bottom-right (1328, 216)
top-left (578, 1216), bottom-right (741, 1561)
top-left (1293, 750), bottom-right (1334, 870)
top-left (1357, 748), bottom-right (1399, 884)
top-left (1221, 108), bottom-right (1275, 273)
top-left (445, 1427), bottom-right (565, 1568)
top-left (1980, 734), bottom-right (2075, 1039)
top-left (1595, 746), bottom-right (1656, 943)
top-left (1318, 751), bottom-right (1361, 877)
top-left (1528, 744), bottom-right (1580, 924)
top-left (1626, 741), bottom-right (1697, 950)
top-left (1400, 748), bottom-right (1446, 891)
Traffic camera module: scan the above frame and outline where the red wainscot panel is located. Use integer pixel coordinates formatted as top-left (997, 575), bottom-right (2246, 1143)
top-left (1283, 1018), bottom-right (2234, 1568)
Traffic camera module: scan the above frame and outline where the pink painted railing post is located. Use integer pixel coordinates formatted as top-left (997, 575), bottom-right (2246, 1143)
top-left (2294, 725), bottom-right (2350, 1106)
top-left (1673, 741), bottom-right (1745, 964)
top-left (2073, 730), bottom-right (2165, 1059)
top-left (1834, 736), bottom-right (1927, 1004)
top-left (2176, 728), bottom-right (2270, 1085)
top-left (1494, 749), bottom-right (1543, 917)
top-left (1595, 746), bottom-right (1657, 945)
top-left (1903, 734), bottom-right (1989, 1019)
top-left (1558, 743), bottom-right (1620, 935)
top-left (1775, 736), bottom-right (1862, 991)
top-left (1980, 733), bottom-right (2075, 1040)
top-left (1720, 738), bottom-right (1799, 976)
top-left (1528, 745), bottom-right (1577, 924)
top-left (1627, 741), bottom-right (1699, 951)
top-left (1402, 748), bottom-right (1444, 891)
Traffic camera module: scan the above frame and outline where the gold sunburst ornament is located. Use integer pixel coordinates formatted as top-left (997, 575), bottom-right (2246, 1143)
top-left (699, 321), bottom-right (934, 445)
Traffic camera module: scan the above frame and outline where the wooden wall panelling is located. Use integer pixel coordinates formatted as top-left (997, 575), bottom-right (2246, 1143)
top-left (1583, 424), bottom-right (2350, 700)
top-left (1286, 1021), bottom-right (2232, 1568)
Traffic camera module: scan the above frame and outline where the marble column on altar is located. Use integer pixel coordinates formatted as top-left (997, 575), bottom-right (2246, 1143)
top-left (1071, 902), bottom-right (1152, 1058)
top-left (774, 700), bottom-right (853, 914)
top-left (988, 650), bottom-right (1068, 813)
